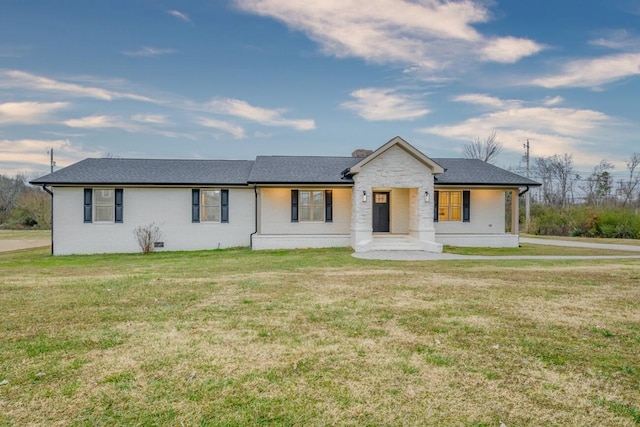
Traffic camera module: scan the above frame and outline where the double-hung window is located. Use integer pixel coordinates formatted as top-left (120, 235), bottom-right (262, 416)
top-left (84, 188), bottom-right (123, 223)
top-left (95, 189), bottom-right (115, 222)
top-left (192, 189), bottom-right (229, 223)
top-left (299, 190), bottom-right (324, 221)
top-left (434, 190), bottom-right (470, 222)
top-left (202, 190), bottom-right (221, 222)
top-left (291, 189), bottom-right (333, 223)
top-left (438, 191), bottom-right (461, 221)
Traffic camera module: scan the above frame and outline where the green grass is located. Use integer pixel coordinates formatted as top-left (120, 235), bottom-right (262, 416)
top-left (0, 229), bottom-right (51, 240)
top-left (445, 242), bottom-right (640, 256)
top-left (521, 233), bottom-right (640, 246)
top-left (1, 247), bottom-right (639, 426)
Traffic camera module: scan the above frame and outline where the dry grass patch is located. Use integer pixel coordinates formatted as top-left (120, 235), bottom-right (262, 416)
top-left (0, 247), bottom-right (639, 426)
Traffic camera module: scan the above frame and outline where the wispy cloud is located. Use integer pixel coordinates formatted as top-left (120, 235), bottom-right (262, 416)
top-left (0, 138), bottom-right (102, 173)
top-left (543, 96), bottom-right (563, 106)
top-left (131, 114), bottom-right (168, 124)
top-left (1, 70), bottom-right (158, 102)
top-left (451, 94), bottom-right (518, 109)
top-left (207, 98), bottom-right (315, 130)
top-left (529, 52), bottom-right (640, 89)
top-left (195, 117), bottom-right (246, 139)
top-left (64, 115), bottom-right (137, 131)
top-left (589, 29), bottom-right (640, 50)
top-left (64, 114), bottom-right (187, 139)
top-left (0, 101), bottom-right (68, 124)
top-left (167, 10), bottom-right (191, 23)
top-left (235, 0), bottom-right (543, 72)
top-left (123, 46), bottom-right (177, 57)
top-left (341, 88), bottom-right (429, 121)
top-left (420, 94), bottom-right (612, 165)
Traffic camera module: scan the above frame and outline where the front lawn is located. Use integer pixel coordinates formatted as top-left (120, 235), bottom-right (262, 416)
top-left (1, 247), bottom-right (638, 425)
top-left (0, 229), bottom-right (51, 240)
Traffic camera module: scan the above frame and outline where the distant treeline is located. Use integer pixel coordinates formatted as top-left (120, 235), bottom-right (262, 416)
top-left (0, 174), bottom-right (50, 229)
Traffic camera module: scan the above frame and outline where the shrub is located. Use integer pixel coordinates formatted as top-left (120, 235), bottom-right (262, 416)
top-left (530, 205), bottom-right (640, 239)
top-left (133, 223), bottom-right (162, 254)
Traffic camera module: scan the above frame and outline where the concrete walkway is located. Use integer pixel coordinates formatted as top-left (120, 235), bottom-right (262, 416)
top-left (353, 237), bottom-right (640, 261)
top-left (0, 239), bottom-right (50, 252)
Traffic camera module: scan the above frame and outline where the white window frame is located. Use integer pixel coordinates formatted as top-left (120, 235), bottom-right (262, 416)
top-left (299, 190), bottom-right (325, 222)
top-left (94, 188), bottom-right (115, 223)
top-left (438, 190), bottom-right (462, 222)
top-left (201, 189), bottom-right (221, 223)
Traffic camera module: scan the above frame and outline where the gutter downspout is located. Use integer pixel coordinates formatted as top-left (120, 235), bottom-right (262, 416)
top-left (41, 185), bottom-right (53, 255)
top-left (249, 186), bottom-right (258, 249)
top-left (519, 185), bottom-right (531, 233)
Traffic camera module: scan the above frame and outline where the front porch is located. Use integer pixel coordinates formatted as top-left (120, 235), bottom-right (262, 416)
top-left (351, 186), bottom-right (442, 253)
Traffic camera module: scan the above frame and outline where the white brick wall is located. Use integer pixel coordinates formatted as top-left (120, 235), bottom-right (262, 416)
top-left (258, 187), bottom-right (351, 235)
top-left (52, 186), bottom-right (255, 255)
top-left (434, 189), bottom-right (506, 234)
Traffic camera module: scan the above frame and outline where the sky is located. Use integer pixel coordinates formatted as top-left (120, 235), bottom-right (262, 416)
top-left (1, 0), bottom-right (640, 182)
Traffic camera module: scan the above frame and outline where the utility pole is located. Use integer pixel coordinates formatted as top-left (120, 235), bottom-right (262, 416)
top-left (50, 148), bottom-right (55, 173)
top-left (524, 139), bottom-right (530, 232)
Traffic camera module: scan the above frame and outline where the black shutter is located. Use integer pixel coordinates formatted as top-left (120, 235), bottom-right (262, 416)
top-left (433, 190), bottom-right (439, 222)
top-left (463, 190), bottom-right (471, 222)
top-left (291, 190), bottom-right (299, 222)
top-left (221, 189), bottom-right (229, 223)
top-left (192, 189), bottom-right (200, 222)
top-left (325, 190), bottom-right (333, 223)
top-left (83, 188), bottom-right (92, 223)
top-left (114, 189), bottom-right (123, 223)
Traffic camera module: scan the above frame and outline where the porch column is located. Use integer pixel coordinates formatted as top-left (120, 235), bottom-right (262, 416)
top-left (350, 180), bottom-right (373, 251)
top-left (511, 189), bottom-right (519, 235)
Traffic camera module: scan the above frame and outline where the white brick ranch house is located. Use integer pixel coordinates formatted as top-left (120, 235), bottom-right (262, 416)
top-left (30, 137), bottom-right (540, 255)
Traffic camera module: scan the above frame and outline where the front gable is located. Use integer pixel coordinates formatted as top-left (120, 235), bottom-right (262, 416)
top-left (347, 136), bottom-right (445, 176)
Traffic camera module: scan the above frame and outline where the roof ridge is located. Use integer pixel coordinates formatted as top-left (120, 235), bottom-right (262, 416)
top-left (88, 158), bottom-right (255, 162)
top-left (255, 155), bottom-right (353, 159)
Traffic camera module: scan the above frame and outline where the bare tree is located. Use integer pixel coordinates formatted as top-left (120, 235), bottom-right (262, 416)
top-left (463, 131), bottom-right (503, 164)
top-left (534, 154), bottom-right (575, 206)
top-left (617, 153), bottom-right (640, 207)
top-left (534, 156), bottom-right (554, 205)
top-left (581, 160), bottom-right (614, 206)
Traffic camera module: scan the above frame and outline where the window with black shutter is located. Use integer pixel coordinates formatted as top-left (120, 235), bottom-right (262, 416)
top-left (325, 190), bottom-right (333, 223)
top-left (291, 189), bottom-right (299, 222)
top-left (84, 188), bottom-right (92, 223)
top-left (115, 189), bottom-right (123, 223)
top-left (463, 190), bottom-right (470, 222)
top-left (192, 189), bottom-right (200, 222)
top-left (221, 189), bottom-right (229, 223)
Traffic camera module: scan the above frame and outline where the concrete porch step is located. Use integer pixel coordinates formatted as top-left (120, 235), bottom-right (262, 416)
top-left (369, 235), bottom-right (424, 251)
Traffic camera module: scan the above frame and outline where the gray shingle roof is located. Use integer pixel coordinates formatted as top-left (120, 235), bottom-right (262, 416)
top-left (432, 158), bottom-right (540, 186)
top-left (30, 155), bottom-right (540, 187)
top-left (248, 156), bottom-right (360, 184)
top-left (30, 158), bottom-right (254, 185)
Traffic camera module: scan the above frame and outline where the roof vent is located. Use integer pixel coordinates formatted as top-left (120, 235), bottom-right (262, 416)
top-left (351, 149), bottom-right (373, 158)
